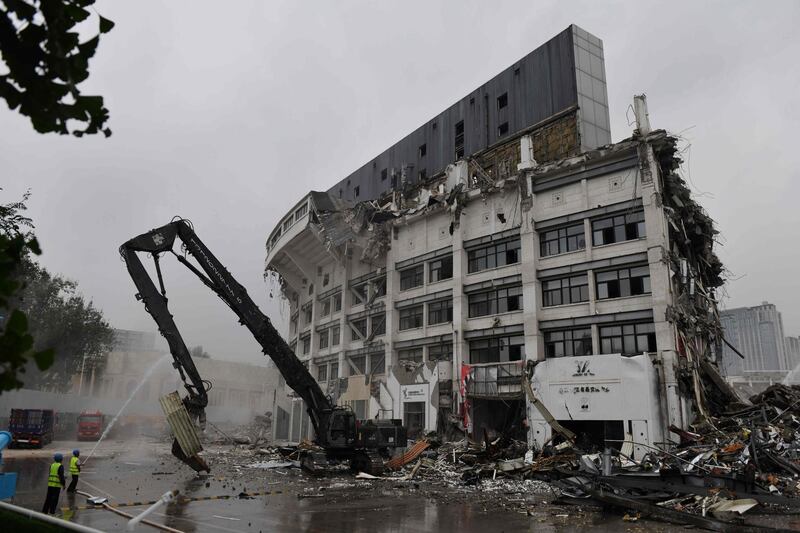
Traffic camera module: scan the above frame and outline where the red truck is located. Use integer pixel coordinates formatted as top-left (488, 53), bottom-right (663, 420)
top-left (9, 409), bottom-right (54, 448)
top-left (77, 411), bottom-right (105, 441)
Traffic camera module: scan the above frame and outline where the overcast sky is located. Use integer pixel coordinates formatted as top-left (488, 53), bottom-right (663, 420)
top-left (3, 1), bottom-right (799, 364)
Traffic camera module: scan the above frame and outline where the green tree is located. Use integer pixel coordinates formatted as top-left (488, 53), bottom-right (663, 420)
top-left (0, 0), bottom-right (114, 136)
top-left (16, 257), bottom-right (114, 392)
top-left (190, 346), bottom-right (211, 359)
top-left (0, 190), bottom-right (53, 392)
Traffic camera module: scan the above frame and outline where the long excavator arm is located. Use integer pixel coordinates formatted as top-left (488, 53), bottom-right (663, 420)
top-left (119, 219), bottom-right (334, 469)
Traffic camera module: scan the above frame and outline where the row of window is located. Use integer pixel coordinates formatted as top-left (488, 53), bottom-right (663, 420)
top-left (467, 285), bottom-right (522, 318)
top-left (350, 313), bottom-right (386, 341)
top-left (398, 299), bottom-right (453, 330)
top-left (544, 322), bottom-right (656, 357)
top-left (399, 255), bottom-right (453, 291)
top-left (312, 320), bottom-right (655, 383)
top-left (539, 210), bottom-right (646, 258)
top-left (542, 265), bottom-right (651, 307)
top-left (269, 202), bottom-right (309, 249)
top-left (397, 343), bottom-right (453, 364)
top-left (308, 266), bottom-right (649, 343)
top-left (467, 239), bottom-right (520, 273)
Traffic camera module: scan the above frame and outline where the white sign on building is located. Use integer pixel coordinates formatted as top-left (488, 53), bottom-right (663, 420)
top-left (401, 383), bottom-right (428, 403)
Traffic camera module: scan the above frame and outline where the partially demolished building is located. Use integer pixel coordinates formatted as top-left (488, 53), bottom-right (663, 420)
top-left (265, 25), bottom-right (728, 455)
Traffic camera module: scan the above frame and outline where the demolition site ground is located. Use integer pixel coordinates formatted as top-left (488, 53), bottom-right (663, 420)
top-left (5, 434), bottom-right (800, 532)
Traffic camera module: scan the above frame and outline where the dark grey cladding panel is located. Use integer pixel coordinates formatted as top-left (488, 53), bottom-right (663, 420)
top-left (328, 25), bottom-right (581, 203)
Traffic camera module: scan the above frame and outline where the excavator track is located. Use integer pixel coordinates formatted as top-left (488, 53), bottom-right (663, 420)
top-left (350, 451), bottom-right (385, 475)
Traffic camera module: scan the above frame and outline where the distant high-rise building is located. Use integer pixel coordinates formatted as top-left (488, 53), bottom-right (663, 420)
top-left (720, 302), bottom-right (788, 375)
top-left (786, 336), bottom-right (800, 373)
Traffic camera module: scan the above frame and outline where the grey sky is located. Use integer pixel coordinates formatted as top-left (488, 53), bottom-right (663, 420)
top-left (3, 1), bottom-right (799, 364)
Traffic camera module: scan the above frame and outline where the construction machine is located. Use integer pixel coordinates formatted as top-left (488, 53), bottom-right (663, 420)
top-left (119, 218), bottom-right (406, 474)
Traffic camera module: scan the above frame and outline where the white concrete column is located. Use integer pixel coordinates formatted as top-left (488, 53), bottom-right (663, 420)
top-left (520, 208), bottom-right (541, 362)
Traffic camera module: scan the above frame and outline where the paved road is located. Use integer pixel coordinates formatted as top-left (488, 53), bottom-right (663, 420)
top-left (0, 439), bottom-right (711, 533)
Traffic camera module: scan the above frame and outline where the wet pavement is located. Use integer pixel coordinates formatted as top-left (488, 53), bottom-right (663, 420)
top-left (0, 439), bottom-right (718, 532)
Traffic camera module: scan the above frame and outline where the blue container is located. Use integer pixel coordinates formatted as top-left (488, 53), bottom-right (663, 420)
top-left (0, 472), bottom-right (17, 500)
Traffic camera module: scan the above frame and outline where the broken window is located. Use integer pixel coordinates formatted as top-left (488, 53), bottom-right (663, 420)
top-left (428, 343), bottom-right (453, 362)
top-left (399, 305), bottom-right (424, 330)
top-left (428, 255), bottom-right (453, 282)
top-left (398, 347), bottom-right (423, 363)
top-left (317, 363), bottom-right (328, 382)
top-left (331, 325), bottom-right (340, 346)
top-left (454, 120), bottom-right (464, 159)
top-left (468, 285), bottom-right (523, 317)
top-left (600, 322), bottom-right (656, 355)
top-left (596, 266), bottom-right (651, 299)
top-left (498, 122), bottom-right (509, 137)
top-left (351, 318), bottom-right (367, 340)
top-left (333, 293), bottom-right (342, 312)
top-left (404, 402), bottom-right (425, 439)
top-left (354, 186), bottom-right (360, 198)
top-left (544, 328), bottom-right (592, 357)
top-left (497, 92), bottom-right (508, 109)
top-left (428, 299), bottom-right (453, 325)
top-left (540, 224), bottom-right (585, 257)
top-left (302, 336), bottom-right (311, 355)
top-left (319, 329), bottom-right (329, 349)
top-left (418, 168), bottom-right (427, 181)
top-left (372, 276), bottom-right (386, 298)
top-left (352, 283), bottom-right (367, 305)
top-left (370, 353), bottom-right (385, 374)
top-left (304, 306), bottom-right (312, 324)
top-left (592, 211), bottom-right (646, 246)
top-left (381, 168), bottom-right (388, 181)
top-left (290, 316), bottom-right (298, 335)
top-left (349, 355), bottom-right (366, 376)
top-left (370, 313), bottom-right (385, 337)
top-left (330, 361), bottom-right (339, 380)
top-left (469, 335), bottom-right (524, 364)
top-left (419, 144), bottom-right (426, 157)
top-left (542, 274), bottom-right (589, 307)
top-left (399, 265), bottom-right (424, 291)
top-left (294, 203), bottom-right (307, 221)
top-left (321, 298), bottom-right (331, 317)
top-left (467, 238), bottom-right (520, 273)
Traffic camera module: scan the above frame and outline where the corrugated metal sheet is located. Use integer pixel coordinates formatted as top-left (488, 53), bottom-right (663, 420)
top-left (327, 25), bottom-right (594, 203)
top-left (159, 392), bottom-right (202, 457)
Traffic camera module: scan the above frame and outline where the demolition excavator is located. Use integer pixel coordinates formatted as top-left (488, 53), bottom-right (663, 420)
top-left (120, 218), bottom-right (406, 474)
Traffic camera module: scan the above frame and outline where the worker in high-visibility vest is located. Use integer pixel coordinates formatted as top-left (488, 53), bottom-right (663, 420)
top-left (67, 449), bottom-right (81, 493)
top-left (41, 452), bottom-right (65, 514)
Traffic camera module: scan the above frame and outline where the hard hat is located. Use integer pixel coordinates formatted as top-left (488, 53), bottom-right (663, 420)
top-left (54, 452), bottom-right (63, 461)
top-left (73, 449), bottom-right (80, 456)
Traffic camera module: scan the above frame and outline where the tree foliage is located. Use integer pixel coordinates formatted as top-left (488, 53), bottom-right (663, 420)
top-left (16, 256), bottom-right (114, 392)
top-left (190, 345), bottom-right (211, 359)
top-left (0, 0), bottom-right (114, 136)
top-left (0, 189), bottom-right (53, 392)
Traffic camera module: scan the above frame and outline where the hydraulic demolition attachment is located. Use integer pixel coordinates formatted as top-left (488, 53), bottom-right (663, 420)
top-left (120, 218), bottom-right (406, 474)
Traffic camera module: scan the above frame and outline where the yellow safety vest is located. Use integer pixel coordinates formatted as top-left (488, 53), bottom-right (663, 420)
top-left (47, 462), bottom-right (62, 487)
top-left (69, 456), bottom-right (80, 475)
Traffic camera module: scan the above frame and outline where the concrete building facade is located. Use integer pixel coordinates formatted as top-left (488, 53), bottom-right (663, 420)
top-left (264, 27), bottom-right (725, 454)
top-left (265, 112), bottom-right (723, 454)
